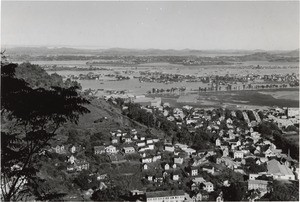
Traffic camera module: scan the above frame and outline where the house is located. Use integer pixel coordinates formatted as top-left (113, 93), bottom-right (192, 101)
top-left (182, 147), bottom-right (196, 155)
top-left (123, 147), bottom-right (135, 154)
top-left (142, 157), bottom-right (152, 164)
top-left (146, 139), bottom-right (153, 144)
top-left (191, 182), bottom-right (199, 191)
top-left (171, 163), bottom-right (177, 169)
top-left (164, 144), bottom-right (175, 152)
top-left (97, 174), bottom-right (107, 181)
top-left (153, 155), bottom-right (161, 162)
top-left (190, 168), bottom-right (198, 176)
top-left (68, 155), bottom-right (76, 164)
top-left (111, 137), bottom-right (119, 144)
top-left (139, 146), bottom-right (149, 152)
top-left (148, 144), bottom-right (154, 150)
top-left (136, 141), bottom-right (146, 147)
top-left (147, 175), bottom-right (153, 181)
top-left (203, 166), bottom-right (215, 174)
top-left (266, 159), bottom-right (295, 180)
top-left (172, 170), bottom-right (180, 181)
top-left (248, 180), bottom-right (268, 192)
top-left (234, 151), bottom-right (244, 159)
top-left (222, 148), bottom-right (229, 157)
top-left (70, 145), bottom-right (76, 153)
top-left (55, 145), bottom-right (66, 154)
top-left (74, 160), bottom-right (89, 171)
top-left (203, 182), bottom-right (214, 192)
top-left (105, 145), bottom-right (117, 154)
top-left (154, 174), bottom-right (164, 183)
top-left (193, 177), bottom-right (206, 185)
top-left (174, 156), bottom-right (184, 164)
top-left (164, 163), bottom-right (170, 170)
top-left (146, 190), bottom-right (186, 202)
top-left (122, 136), bottom-right (132, 143)
top-left (192, 193), bottom-right (203, 201)
top-left (94, 146), bottom-right (105, 155)
top-left (143, 164), bottom-right (148, 170)
top-left (226, 118), bottom-right (233, 124)
top-left (216, 138), bottom-right (221, 146)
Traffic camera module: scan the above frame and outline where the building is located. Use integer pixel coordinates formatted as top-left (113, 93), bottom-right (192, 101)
top-left (164, 145), bottom-right (175, 152)
top-left (174, 156), bottom-right (184, 165)
top-left (142, 157), bottom-right (153, 163)
top-left (191, 168), bottom-right (198, 176)
top-left (248, 180), bottom-right (268, 192)
top-left (111, 137), bottom-right (119, 144)
top-left (123, 147), bottom-right (135, 154)
top-left (68, 155), bottom-right (76, 164)
top-left (172, 171), bottom-right (180, 181)
top-left (267, 159), bottom-right (295, 180)
top-left (143, 164), bottom-right (148, 170)
top-left (164, 163), bottom-right (170, 170)
top-left (94, 146), bottom-right (105, 155)
top-left (105, 145), bottom-right (117, 154)
top-left (216, 138), bottom-right (221, 146)
top-left (70, 145), bottom-right (76, 153)
top-left (55, 145), bottom-right (66, 154)
top-left (202, 166), bottom-right (215, 174)
top-left (203, 182), bottom-right (214, 192)
top-left (234, 151), bottom-right (244, 159)
top-left (137, 141), bottom-right (146, 147)
top-left (122, 136), bottom-right (132, 143)
top-left (146, 190), bottom-right (186, 202)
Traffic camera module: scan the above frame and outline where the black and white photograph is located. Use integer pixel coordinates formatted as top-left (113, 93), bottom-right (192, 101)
top-left (1, 0), bottom-right (299, 201)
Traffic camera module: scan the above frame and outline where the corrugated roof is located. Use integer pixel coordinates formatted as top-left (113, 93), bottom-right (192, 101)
top-left (146, 190), bottom-right (185, 198)
top-left (267, 159), bottom-right (294, 176)
top-left (248, 180), bottom-right (268, 185)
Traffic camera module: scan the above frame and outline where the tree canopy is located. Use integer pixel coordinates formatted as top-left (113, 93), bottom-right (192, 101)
top-left (1, 56), bottom-right (90, 201)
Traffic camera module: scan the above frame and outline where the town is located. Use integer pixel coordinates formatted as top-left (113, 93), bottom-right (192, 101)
top-left (46, 93), bottom-right (299, 201)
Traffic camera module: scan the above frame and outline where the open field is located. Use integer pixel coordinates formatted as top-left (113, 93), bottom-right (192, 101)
top-left (157, 88), bottom-right (299, 109)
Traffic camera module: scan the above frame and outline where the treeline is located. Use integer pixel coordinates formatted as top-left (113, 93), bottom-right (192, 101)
top-left (118, 102), bottom-right (218, 150)
top-left (254, 122), bottom-right (299, 159)
top-left (15, 62), bottom-right (81, 89)
top-left (273, 131), bottom-right (299, 160)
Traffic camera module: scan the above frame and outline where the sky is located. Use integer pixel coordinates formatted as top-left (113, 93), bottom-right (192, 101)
top-left (1, 1), bottom-right (299, 50)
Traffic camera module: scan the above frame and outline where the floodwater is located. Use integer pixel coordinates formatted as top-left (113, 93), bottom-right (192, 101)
top-left (259, 91), bottom-right (299, 101)
top-left (19, 60), bottom-right (299, 96)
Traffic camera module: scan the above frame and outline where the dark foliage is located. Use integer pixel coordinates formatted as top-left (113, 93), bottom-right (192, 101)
top-left (1, 58), bottom-right (90, 201)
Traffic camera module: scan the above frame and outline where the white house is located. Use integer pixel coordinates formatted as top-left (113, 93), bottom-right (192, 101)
top-left (70, 146), bottom-right (76, 153)
top-left (164, 145), bottom-right (175, 152)
top-left (123, 147), bottom-right (135, 154)
top-left (216, 138), bottom-right (221, 146)
top-left (142, 157), bottom-right (152, 163)
top-left (105, 145), bottom-right (117, 154)
top-left (68, 155), bottom-right (76, 164)
top-left (234, 151), bottom-right (244, 159)
top-left (203, 182), bottom-right (214, 192)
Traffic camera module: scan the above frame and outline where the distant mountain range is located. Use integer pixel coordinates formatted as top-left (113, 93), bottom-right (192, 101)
top-left (3, 46), bottom-right (299, 57)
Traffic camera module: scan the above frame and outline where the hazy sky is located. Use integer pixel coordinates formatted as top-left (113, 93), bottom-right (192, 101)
top-left (1, 1), bottom-right (299, 50)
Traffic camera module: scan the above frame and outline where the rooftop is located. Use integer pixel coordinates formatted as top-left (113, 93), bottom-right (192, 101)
top-left (146, 190), bottom-right (185, 198)
top-left (267, 159), bottom-right (294, 176)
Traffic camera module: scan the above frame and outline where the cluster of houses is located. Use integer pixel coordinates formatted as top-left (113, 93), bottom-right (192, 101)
top-left (49, 144), bottom-right (90, 172)
top-left (47, 94), bottom-right (299, 202)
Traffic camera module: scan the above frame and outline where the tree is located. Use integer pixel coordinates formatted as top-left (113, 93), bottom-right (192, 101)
top-left (268, 181), bottom-right (299, 201)
top-left (90, 185), bottom-right (128, 201)
top-left (1, 59), bottom-right (90, 201)
top-left (222, 182), bottom-right (247, 201)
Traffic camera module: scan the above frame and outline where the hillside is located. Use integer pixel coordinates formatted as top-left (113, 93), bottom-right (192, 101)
top-left (55, 98), bottom-right (165, 145)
